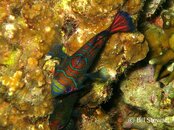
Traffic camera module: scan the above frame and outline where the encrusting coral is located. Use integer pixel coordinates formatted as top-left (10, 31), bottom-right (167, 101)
top-left (120, 65), bottom-right (174, 129)
top-left (143, 0), bottom-right (166, 18)
top-left (78, 108), bottom-right (112, 130)
top-left (0, 71), bottom-right (24, 96)
top-left (0, 0), bottom-right (147, 129)
top-left (142, 7), bottom-right (174, 85)
top-left (1, 0), bottom-right (172, 129)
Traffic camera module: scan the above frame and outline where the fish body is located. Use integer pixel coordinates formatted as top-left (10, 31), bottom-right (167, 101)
top-left (49, 93), bottom-right (78, 130)
top-left (51, 11), bottom-right (135, 97)
top-left (49, 11), bottom-right (135, 130)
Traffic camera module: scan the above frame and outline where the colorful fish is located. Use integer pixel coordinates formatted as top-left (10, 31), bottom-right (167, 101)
top-left (50, 11), bottom-right (135, 97)
top-left (49, 11), bottom-right (135, 130)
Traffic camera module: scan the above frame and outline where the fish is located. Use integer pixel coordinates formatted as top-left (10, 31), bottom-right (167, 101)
top-left (49, 11), bottom-right (135, 130)
top-left (50, 11), bottom-right (135, 97)
top-left (49, 93), bottom-right (78, 130)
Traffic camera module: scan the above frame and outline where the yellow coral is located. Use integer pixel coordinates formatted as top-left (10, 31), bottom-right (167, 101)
top-left (0, 101), bottom-right (11, 127)
top-left (94, 32), bottom-right (148, 76)
top-left (3, 48), bottom-right (21, 67)
top-left (3, 23), bottom-right (17, 39)
top-left (27, 57), bottom-right (39, 69)
top-left (0, 1), bottom-right (9, 23)
top-left (80, 81), bottom-right (112, 108)
top-left (142, 21), bottom-right (174, 84)
top-left (72, 0), bottom-right (125, 21)
top-left (123, 0), bottom-right (144, 14)
top-left (0, 71), bottom-right (24, 96)
top-left (163, 97), bottom-right (171, 106)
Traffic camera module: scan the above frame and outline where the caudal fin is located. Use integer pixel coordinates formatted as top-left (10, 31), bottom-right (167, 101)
top-left (108, 11), bottom-right (135, 34)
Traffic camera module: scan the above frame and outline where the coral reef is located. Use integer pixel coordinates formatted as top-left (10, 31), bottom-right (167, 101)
top-left (0, 71), bottom-right (24, 96)
top-left (120, 65), bottom-right (174, 129)
top-left (1, 0), bottom-right (174, 130)
top-left (143, 0), bottom-right (166, 18)
top-left (79, 32), bottom-right (148, 108)
top-left (78, 108), bottom-right (112, 130)
top-left (142, 7), bottom-right (174, 85)
top-left (0, 0), bottom-right (59, 129)
top-left (0, 0), bottom-right (148, 129)
top-left (79, 81), bottom-right (113, 108)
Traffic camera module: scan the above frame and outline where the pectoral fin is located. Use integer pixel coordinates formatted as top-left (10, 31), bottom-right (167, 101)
top-left (48, 43), bottom-right (69, 59)
top-left (85, 67), bottom-right (110, 82)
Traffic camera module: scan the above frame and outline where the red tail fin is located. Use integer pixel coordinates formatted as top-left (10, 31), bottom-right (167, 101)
top-left (108, 11), bottom-right (135, 34)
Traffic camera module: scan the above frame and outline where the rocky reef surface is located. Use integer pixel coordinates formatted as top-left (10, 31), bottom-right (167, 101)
top-left (0, 0), bottom-right (174, 130)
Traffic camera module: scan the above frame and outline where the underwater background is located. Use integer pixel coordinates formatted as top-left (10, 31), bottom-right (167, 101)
top-left (0, 0), bottom-right (174, 129)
